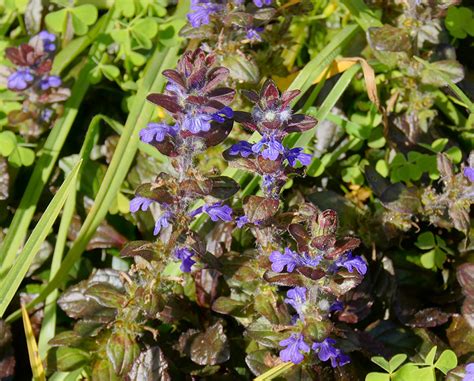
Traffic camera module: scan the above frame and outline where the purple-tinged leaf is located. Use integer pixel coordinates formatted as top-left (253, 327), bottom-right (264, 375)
top-left (243, 195), bottom-right (279, 223)
top-left (146, 93), bottom-right (182, 113)
top-left (285, 114), bottom-right (317, 133)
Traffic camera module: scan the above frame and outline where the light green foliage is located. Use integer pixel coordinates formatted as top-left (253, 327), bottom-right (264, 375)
top-left (412, 232), bottom-right (453, 270)
top-left (366, 347), bottom-right (458, 381)
top-left (445, 7), bottom-right (474, 39)
top-left (0, 131), bottom-right (35, 167)
top-left (46, 1), bottom-right (98, 36)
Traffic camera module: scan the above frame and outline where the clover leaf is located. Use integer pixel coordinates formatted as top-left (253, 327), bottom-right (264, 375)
top-left (45, 2), bottom-right (98, 36)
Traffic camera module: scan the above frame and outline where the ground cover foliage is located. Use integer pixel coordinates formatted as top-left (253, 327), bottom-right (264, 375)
top-left (0, 0), bottom-right (473, 380)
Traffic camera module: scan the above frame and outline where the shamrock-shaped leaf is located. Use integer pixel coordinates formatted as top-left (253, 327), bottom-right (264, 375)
top-left (46, 4), bottom-right (98, 36)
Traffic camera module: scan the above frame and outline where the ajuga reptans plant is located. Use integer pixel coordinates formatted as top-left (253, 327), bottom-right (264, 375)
top-left (49, 48), bottom-right (368, 379)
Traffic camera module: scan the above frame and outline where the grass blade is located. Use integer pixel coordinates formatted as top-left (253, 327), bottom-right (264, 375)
top-left (0, 160), bottom-right (82, 317)
top-left (37, 113), bottom-right (101, 359)
top-left (253, 362), bottom-right (294, 381)
top-left (22, 305), bottom-right (46, 381)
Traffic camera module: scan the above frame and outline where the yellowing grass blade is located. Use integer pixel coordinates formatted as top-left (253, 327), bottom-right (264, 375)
top-left (22, 304), bottom-right (46, 381)
top-left (254, 362), bottom-right (294, 381)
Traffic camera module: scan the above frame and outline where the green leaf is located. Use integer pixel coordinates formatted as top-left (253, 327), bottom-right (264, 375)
top-left (51, 347), bottom-right (90, 372)
top-left (365, 373), bottom-right (390, 381)
top-left (71, 4), bottom-right (97, 26)
top-left (445, 7), bottom-right (474, 39)
top-left (0, 131), bottom-right (16, 156)
top-left (375, 159), bottom-right (389, 177)
top-left (389, 354), bottom-right (407, 372)
top-left (371, 356), bottom-right (391, 372)
top-left (434, 349), bottom-right (457, 374)
top-left (415, 232), bottom-right (435, 250)
top-left (45, 9), bottom-right (67, 33)
top-left (0, 160), bottom-right (81, 317)
top-left (420, 249), bottom-right (437, 269)
top-left (101, 64), bottom-right (120, 80)
top-left (445, 146), bottom-right (462, 164)
top-left (425, 346), bottom-right (437, 366)
top-left (70, 13), bottom-right (88, 36)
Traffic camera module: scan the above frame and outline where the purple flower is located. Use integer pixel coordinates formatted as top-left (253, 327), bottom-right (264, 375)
top-left (139, 122), bottom-right (177, 143)
top-left (236, 215), bottom-right (249, 228)
top-left (39, 75), bottom-right (61, 90)
top-left (246, 27), bottom-right (264, 41)
top-left (182, 112), bottom-right (213, 133)
top-left (40, 108), bottom-right (53, 123)
top-left (175, 247), bottom-right (196, 273)
top-left (130, 196), bottom-right (154, 212)
top-left (329, 300), bottom-right (344, 313)
top-left (269, 248), bottom-right (301, 272)
top-left (253, 0), bottom-right (272, 7)
top-left (464, 167), bottom-right (474, 182)
top-left (190, 202), bottom-right (233, 222)
top-left (203, 202), bottom-right (233, 222)
top-left (284, 287), bottom-right (307, 317)
top-left (279, 333), bottom-right (310, 364)
top-left (285, 147), bottom-right (312, 167)
top-left (187, 0), bottom-right (224, 28)
top-left (229, 141), bottom-right (254, 157)
top-left (153, 211), bottom-right (172, 235)
top-left (212, 106), bottom-right (233, 123)
top-left (269, 248), bottom-right (321, 273)
top-left (335, 251), bottom-right (367, 275)
top-left (252, 136), bottom-right (284, 161)
top-left (312, 338), bottom-right (350, 368)
top-left (38, 30), bottom-right (57, 52)
top-left (464, 363), bottom-right (474, 381)
top-left (8, 69), bottom-right (34, 91)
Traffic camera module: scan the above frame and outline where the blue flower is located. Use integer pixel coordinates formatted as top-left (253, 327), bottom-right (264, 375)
top-left (130, 196), bottom-right (154, 213)
top-left (38, 30), bottom-right (57, 52)
top-left (182, 112), bottom-right (213, 133)
top-left (329, 300), bottom-right (344, 313)
top-left (39, 75), bottom-right (61, 90)
top-left (246, 27), bottom-right (264, 41)
top-left (187, 0), bottom-right (224, 28)
top-left (464, 363), bottom-right (474, 381)
top-left (153, 211), bottom-right (172, 236)
top-left (8, 69), bottom-right (34, 91)
top-left (252, 136), bottom-right (284, 161)
top-left (236, 215), bottom-right (249, 228)
top-left (269, 248), bottom-right (321, 273)
top-left (190, 202), bottom-right (233, 222)
top-left (253, 0), bottom-right (272, 7)
top-left (312, 338), bottom-right (350, 368)
top-left (203, 202), bottom-right (233, 222)
top-left (229, 141), bottom-right (254, 157)
top-left (284, 287), bottom-right (307, 318)
top-left (335, 251), bottom-right (367, 275)
top-left (212, 106), bottom-right (233, 123)
top-left (40, 108), bottom-right (53, 123)
top-left (285, 147), bottom-right (312, 167)
top-left (279, 333), bottom-right (310, 364)
top-left (269, 248), bottom-right (301, 272)
top-left (139, 123), bottom-right (177, 143)
top-left (175, 247), bottom-right (196, 273)
top-left (464, 167), bottom-right (474, 182)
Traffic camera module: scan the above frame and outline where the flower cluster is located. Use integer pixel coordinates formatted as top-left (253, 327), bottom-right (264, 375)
top-left (265, 206), bottom-right (366, 367)
top-left (130, 49), bottom-right (238, 272)
top-left (224, 80), bottom-right (316, 198)
top-left (279, 333), bottom-right (350, 367)
top-left (464, 363), bottom-right (474, 381)
top-left (2, 31), bottom-right (70, 138)
top-left (184, 0), bottom-right (276, 44)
